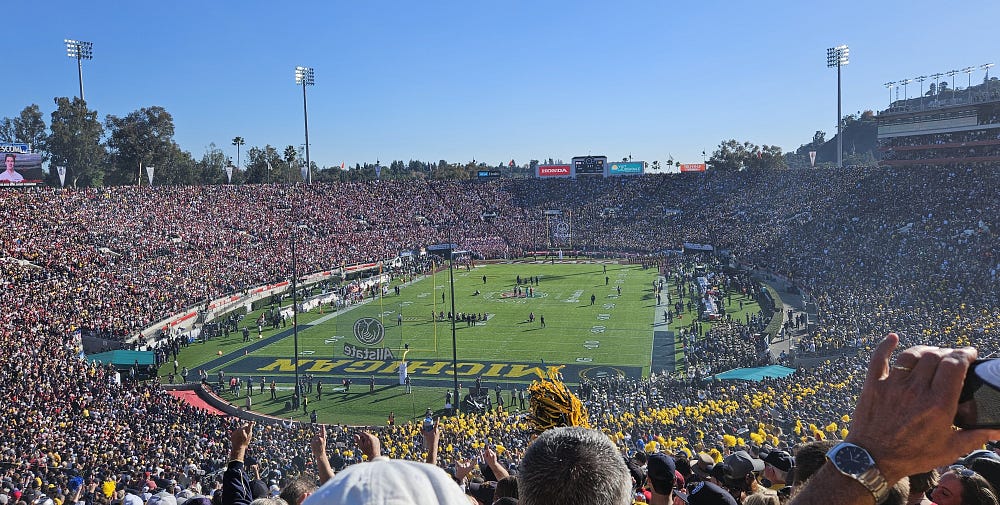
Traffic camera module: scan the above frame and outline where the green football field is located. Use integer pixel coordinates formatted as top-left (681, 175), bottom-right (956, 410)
top-left (168, 260), bottom-right (762, 425)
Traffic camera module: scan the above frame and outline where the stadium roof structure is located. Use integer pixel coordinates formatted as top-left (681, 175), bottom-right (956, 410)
top-left (86, 349), bottom-right (155, 367)
top-left (713, 365), bottom-right (796, 381)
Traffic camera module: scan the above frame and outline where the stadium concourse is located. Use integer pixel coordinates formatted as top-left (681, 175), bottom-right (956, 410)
top-left (0, 166), bottom-right (997, 505)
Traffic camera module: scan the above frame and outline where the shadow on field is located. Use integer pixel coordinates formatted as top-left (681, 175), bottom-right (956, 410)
top-left (325, 384), bottom-right (399, 404)
top-left (503, 270), bottom-right (608, 283)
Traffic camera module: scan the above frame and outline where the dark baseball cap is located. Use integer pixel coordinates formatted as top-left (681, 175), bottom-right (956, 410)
top-left (723, 451), bottom-right (764, 480)
top-left (675, 482), bottom-right (738, 505)
top-left (759, 448), bottom-right (794, 472)
top-left (646, 453), bottom-right (676, 495)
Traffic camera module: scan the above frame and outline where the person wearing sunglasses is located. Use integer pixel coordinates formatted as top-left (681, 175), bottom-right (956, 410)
top-left (929, 466), bottom-right (998, 505)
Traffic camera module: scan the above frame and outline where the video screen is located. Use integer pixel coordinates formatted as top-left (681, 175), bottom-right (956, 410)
top-left (1, 144), bottom-right (45, 184)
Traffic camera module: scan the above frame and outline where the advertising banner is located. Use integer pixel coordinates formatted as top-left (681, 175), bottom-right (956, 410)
top-left (537, 164), bottom-right (571, 177)
top-left (608, 161), bottom-right (644, 175)
top-left (679, 163), bottom-right (707, 172)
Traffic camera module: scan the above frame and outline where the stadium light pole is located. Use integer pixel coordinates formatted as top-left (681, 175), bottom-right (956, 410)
top-left (899, 78), bottom-right (913, 102)
top-left (275, 198), bottom-right (302, 408)
top-left (946, 70), bottom-right (959, 101)
top-left (983, 63), bottom-right (995, 99)
top-left (426, 181), bottom-right (462, 417)
top-left (294, 66), bottom-right (314, 184)
top-left (963, 66), bottom-right (976, 101)
top-left (883, 82), bottom-right (895, 108)
top-left (915, 76), bottom-right (927, 108)
top-left (65, 39), bottom-right (93, 101)
top-left (448, 245), bottom-right (459, 416)
top-left (826, 45), bottom-right (849, 168)
top-left (291, 210), bottom-right (301, 408)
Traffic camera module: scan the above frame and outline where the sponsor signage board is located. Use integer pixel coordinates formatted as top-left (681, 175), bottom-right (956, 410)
top-left (679, 163), bottom-right (707, 172)
top-left (608, 161), bottom-right (644, 175)
top-left (537, 164), bottom-right (571, 177)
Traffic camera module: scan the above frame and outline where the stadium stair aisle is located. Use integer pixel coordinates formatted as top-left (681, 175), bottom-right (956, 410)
top-left (649, 274), bottom-right (677, 374)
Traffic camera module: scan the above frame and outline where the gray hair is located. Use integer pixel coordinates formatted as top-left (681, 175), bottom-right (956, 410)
top-left (518, 426), bottom-right (632, 505)
top-left (250, 498), bottom-right (288, 505)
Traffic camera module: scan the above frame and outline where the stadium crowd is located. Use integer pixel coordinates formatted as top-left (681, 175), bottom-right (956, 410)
top-left (1, 165), bottom-right (998, 504)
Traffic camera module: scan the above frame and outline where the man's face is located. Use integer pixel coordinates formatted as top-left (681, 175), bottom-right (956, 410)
top-left (4, 157), bottom-right (13, 171)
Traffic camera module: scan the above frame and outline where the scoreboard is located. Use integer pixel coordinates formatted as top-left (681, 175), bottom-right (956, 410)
top-left (571, 156), bottom-right (607, 176)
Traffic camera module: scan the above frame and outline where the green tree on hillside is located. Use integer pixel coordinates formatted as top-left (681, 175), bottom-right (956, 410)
top-left (198, 143), bottom-right (229, 185)
top-left (105, 106), bottom-right (179, 185)
top-left (708, 140), bottom-right (785, 170)
top-left (0, 105), bottom-right (48, 161)
top-left (245, 145), bottom-right (283, 184)
top-left (48, 97), bottom-right (105, 187)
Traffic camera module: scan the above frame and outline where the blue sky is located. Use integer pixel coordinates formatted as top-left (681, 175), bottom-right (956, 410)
top-left (3, 0), bottom-right (999, 170)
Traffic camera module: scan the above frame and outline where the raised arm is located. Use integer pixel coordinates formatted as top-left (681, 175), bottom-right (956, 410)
top-left (223, 423), bottom-right (255, 505)
top-left (354, 431), bottom-right (382, 462)
top-left (421, 418), bottom-right (441, 465)
top-left (483, 446), bottom-right (510, 480)
top-left (310, 425), bottom-right (335, 485)
top-left (790, 334), bottom-right (1000, 505)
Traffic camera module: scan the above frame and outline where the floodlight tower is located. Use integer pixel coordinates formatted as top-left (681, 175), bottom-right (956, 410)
top-left (915, 76), bottom-right (927, 108)
top-left (946, 69), bottom-right (960, 100)
top-left (826, 45), bottom-right (849, 168)
top-left (294, 66), bottom-right (315, 184)
top-left (963, 66), bottom-right (977, 101)
top-left (884, 82), bottom-right (895, 108)
top-left (982, 63), bottom-right (995, 98)
top-left (65, 39), bottom-right (93, 101)
top-left (900, 78), bottom-right (913, 101)
top-left (930, 72), bottom-right (944, 99)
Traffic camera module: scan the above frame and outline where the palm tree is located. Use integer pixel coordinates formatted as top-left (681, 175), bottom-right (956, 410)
top-left (284, 145), bottom-right (299, 182)
top-left (231, 137), bottom-right (245, 170)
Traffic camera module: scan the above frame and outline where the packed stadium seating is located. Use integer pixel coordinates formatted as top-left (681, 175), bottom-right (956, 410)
top-left (0, 166), bottom-right (997, 504)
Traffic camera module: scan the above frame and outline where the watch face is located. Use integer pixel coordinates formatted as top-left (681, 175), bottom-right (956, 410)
top-left (832, 445), bottom-right (874, 475)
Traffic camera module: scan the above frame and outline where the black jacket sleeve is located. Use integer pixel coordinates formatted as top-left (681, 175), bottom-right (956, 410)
top-left (222, 460), bottom-right (253, 505)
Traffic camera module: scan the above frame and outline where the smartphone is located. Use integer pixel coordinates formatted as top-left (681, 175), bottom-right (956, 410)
top-left (955, 359), bottom-right (1000, 429)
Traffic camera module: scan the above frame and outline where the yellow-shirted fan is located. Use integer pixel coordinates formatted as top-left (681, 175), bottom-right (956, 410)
top-left (527, 365), bottom-right (589, 433)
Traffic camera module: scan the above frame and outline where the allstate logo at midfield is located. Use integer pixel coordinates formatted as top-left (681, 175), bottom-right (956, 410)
top-left (353, 317), bottom-right (385, 346)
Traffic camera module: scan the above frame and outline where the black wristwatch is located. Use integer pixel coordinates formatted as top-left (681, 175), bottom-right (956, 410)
top-left (826, 442), bottom-right (890, 503)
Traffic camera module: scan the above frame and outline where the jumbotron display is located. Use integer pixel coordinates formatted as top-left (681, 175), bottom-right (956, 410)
top-left (571, 155), bottom-right (607, 176)
top-left (0, 143), bottom-right (44, 185)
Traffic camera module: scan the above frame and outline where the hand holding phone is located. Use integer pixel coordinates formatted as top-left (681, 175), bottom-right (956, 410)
top-left (955, 359), bottom-right (1000, 429)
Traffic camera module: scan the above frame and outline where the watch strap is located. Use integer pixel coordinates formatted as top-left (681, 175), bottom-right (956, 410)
top-left (827, 443), bottom-right (890, 504)
top-left (857, 466), bottom-right (890, 503)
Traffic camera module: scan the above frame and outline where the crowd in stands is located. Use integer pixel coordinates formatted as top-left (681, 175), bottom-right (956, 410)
top-left (877, 128), bottom-right (1000, 149)
top-left (1, 165), bottom-right (999, 503)
top-left (880, 145), bottom-right (1000, 161)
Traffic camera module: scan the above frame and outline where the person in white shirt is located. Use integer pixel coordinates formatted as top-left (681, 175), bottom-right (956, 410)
top-left (0, 154), bottom-right (24, 182)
